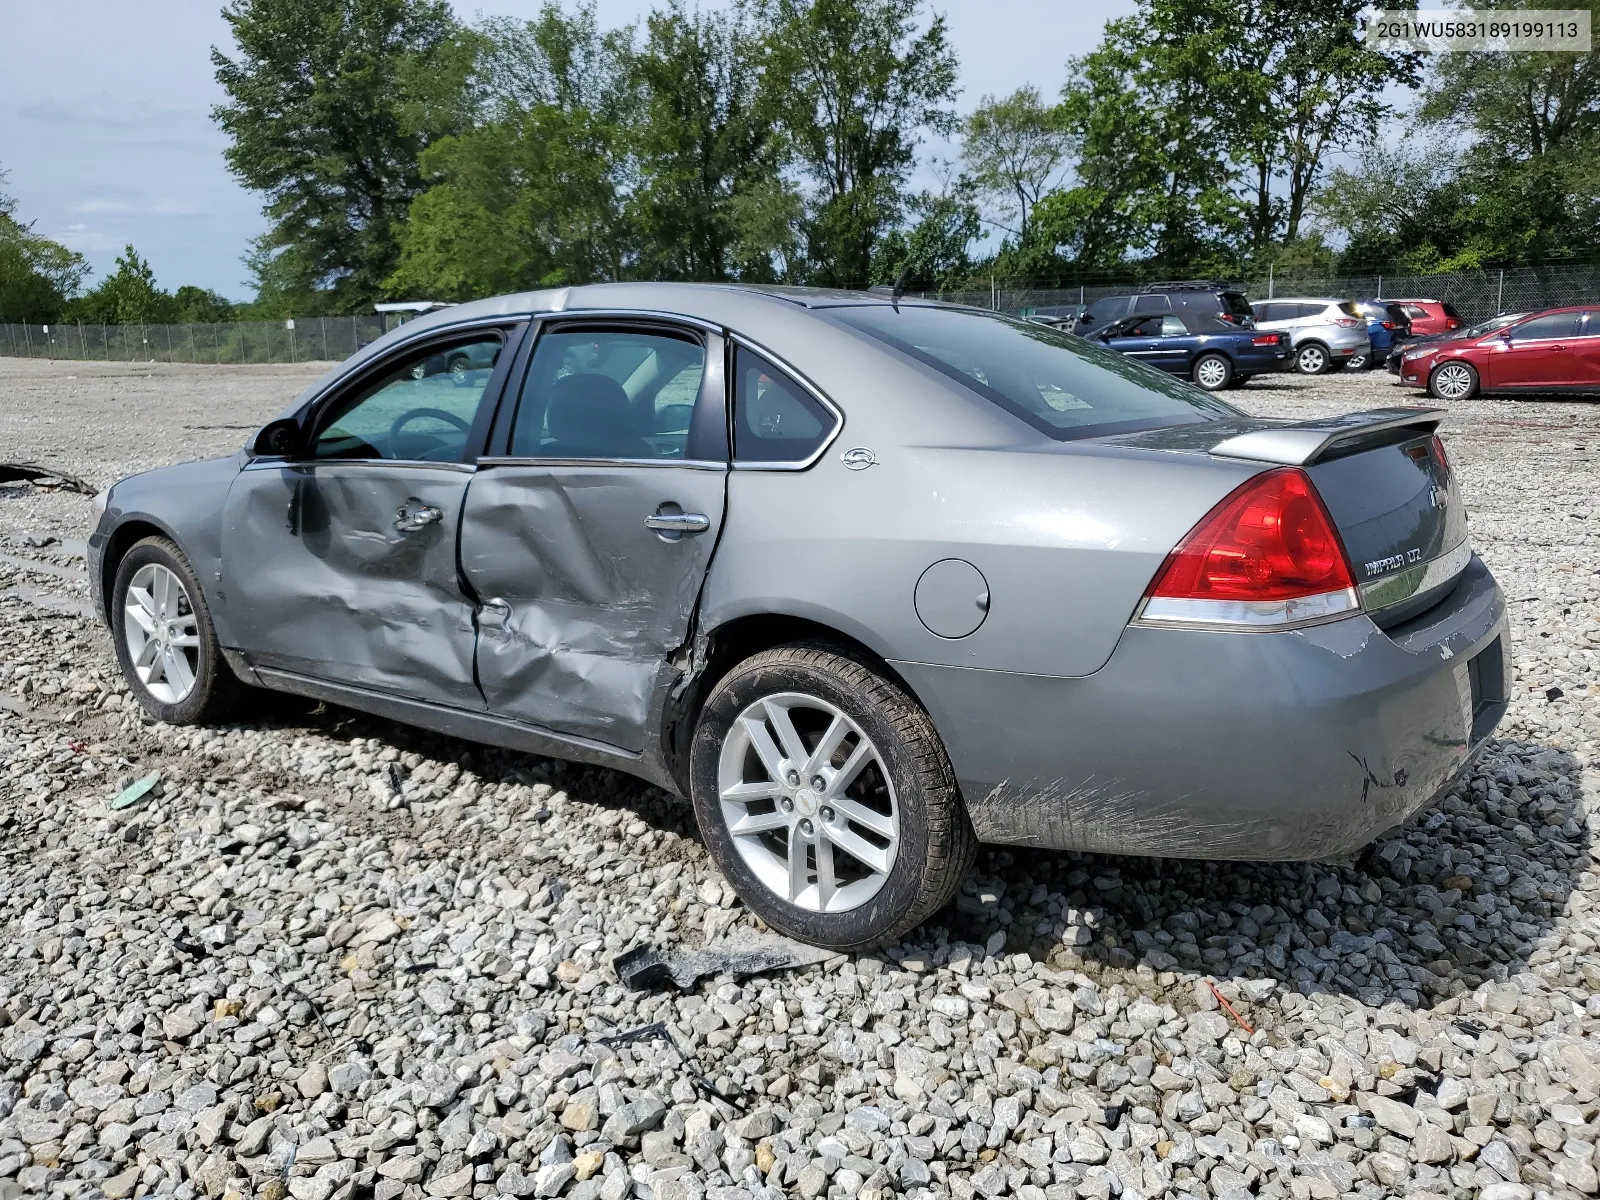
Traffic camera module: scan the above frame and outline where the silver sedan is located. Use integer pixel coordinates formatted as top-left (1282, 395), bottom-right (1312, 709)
top-left (88, 284), bottom-right (1509, 948)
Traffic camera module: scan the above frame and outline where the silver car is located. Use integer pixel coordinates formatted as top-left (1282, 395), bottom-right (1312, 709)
top-left (1251, 297), bottom-right (1373, 375)
top-left (88, 284), bottom-right (1508, 949)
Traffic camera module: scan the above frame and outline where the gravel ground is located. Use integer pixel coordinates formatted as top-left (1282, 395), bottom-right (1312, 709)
top-left (2, 355), bottom-right (1598, 1200)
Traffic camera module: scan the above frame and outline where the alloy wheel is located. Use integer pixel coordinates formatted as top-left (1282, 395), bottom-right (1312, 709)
top-left (123, 563), bottom-right (200, 704)
top-left (717, 692), bottom-right (899, 913)
top-left (1346, 352), bottom-right (1369, 371)
top-left (1433, 363), bottom-right (1475, 401)
top-left (1297, 345), bottom-right (1327, 374)
top-left (1194, 357), bottom-right (1229, 390)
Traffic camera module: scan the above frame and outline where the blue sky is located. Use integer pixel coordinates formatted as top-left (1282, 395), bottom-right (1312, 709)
top-left (0, 0), bottom-right (1138, 300)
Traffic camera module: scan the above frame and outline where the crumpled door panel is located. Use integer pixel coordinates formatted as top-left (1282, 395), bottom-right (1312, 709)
top-left (460, 464), bottom-right (727, 753)
top-left (220, 462), bottom-right (481, 707)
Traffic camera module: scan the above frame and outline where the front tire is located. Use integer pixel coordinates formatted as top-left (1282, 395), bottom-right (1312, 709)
top-left (689, 643), bottom-right (976, 949)
top-left (1429, 360), bottom-right (1479, 401)
top-left (1296, 342), bottom-right (1332, 375)
top-left (1192, 353), bottom-right (1232, 391)
top-left (111, 536), bottom-right (240, 724)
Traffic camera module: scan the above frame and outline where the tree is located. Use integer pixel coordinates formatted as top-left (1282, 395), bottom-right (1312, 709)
top-left (388, 4), bottom-right (634, 297)
top-left (0, 170), bottom-right (89, 322)
top-left (870, 171), bottom-right (979, 289)
top-left (213, 0), bottom-right (468, 313)
top-left (173, 286), bottom-right (238, 323)
top-left (1050, 6), bottom-right (1246, 274)
top-left (626, 1), bottom-right (797, 281)
top-left (68, 246), bottom-right (176, 325)
top-left (766, 0), bottom-right (960, 286)
top-left (961, 87), bottom-right (1072, 243)
top-left (1416, 0), bottom-right (1600, 272)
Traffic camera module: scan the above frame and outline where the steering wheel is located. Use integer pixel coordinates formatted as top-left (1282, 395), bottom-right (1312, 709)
top-left (389, 407), bottom-right (472, 457)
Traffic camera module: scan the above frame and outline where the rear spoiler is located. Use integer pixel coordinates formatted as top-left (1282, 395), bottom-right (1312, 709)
top-left (1210, 407), bottom-right (1446, 467)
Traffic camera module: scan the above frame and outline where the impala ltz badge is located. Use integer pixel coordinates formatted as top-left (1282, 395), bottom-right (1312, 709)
top-left (841, 447), bottom-right (878, 470)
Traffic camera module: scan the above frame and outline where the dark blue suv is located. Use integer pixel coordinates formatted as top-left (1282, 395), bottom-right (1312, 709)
top-left (1091, 312), bottom-right (1291, 390)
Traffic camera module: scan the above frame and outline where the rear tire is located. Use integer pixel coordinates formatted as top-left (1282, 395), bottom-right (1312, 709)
top-left (1296, 342), bottom-right (1333, 375)
top-left (1429, 361), bottom-right (1479, 401)
top-left (689, 643), bottom-right (976, 950)
top-left (111, 536), bottom-right (242, 724)
top-left (1345, 349), bottom-right (1371, 371)
top-left (1192, 353), bottom-right (1233, 391)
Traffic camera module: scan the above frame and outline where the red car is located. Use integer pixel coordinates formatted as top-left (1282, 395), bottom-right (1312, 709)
top-left (1398, 306), bottom-right (1600, 400)
top-left (1387, 298), bottom-right (1463, 336)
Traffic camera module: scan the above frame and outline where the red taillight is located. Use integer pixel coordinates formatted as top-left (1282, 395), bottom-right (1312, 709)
top-left (1333, 317), bottom-right (1361, 327)
top-left (1381, 321), bottom-right (1397, 330)
top-left (1251, 335), bottom-right (1277, 346)
top-left (1446, 318), bottom-right (1460, 329)
top-left (1432, 433), bottom-right (1449, 474)
top-left (1146, 469), bottom-right (1356, 607)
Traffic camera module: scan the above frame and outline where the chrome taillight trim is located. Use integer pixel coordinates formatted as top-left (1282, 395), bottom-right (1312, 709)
top-left (1132, 587), bottom-right (1361, 632)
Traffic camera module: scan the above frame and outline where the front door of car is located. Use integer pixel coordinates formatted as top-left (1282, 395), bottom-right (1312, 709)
top-left (1151, 314), bottom-right (1193, 373)
top-left (1574, 311), bottom-right (1600, 388)
top-left (458, 321), bottom-right (729, 753)
top-left (220, 325), bottom-right (520, 708)
top-left (1100, 316), bottom-right (1164, 364)
top-left (1485, 312), bottom-right (1583, 388)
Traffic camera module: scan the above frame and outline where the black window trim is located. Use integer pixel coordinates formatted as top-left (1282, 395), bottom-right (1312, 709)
top-left (251, 319), bottom-right (528, 471)
top-left (484, 313), bottom-right (730, 467)
top-left (727, 334), bottom-right (844, 472)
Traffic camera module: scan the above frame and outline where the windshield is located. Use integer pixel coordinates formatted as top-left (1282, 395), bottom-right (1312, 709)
top-left (1459, 313), bottom-right (1526, 338)
top-left (830, 305), bottom-right (1238, 440)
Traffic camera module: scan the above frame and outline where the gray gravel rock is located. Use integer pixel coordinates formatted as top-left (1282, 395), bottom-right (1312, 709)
top-left (2, 361), bottom-right (1599, 1200)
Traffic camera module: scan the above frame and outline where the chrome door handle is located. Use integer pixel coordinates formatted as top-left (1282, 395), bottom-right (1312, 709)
top-left (645, 512), bottom-right (710, 533)
top-left (394, 503), bottom-right (443, 532)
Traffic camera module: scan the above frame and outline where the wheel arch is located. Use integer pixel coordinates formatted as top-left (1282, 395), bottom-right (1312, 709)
top-left (661, 610), bottom-right (936, 793)
top-left (97, 517), bottom-right (180, 625)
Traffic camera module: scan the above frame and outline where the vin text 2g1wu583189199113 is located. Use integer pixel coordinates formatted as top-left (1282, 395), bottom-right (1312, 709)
top-left (86, 283), bottom-right (1509, 950)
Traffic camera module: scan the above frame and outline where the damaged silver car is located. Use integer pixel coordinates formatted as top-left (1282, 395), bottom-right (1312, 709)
top-left (89, 284), bottom-right (1510, 949)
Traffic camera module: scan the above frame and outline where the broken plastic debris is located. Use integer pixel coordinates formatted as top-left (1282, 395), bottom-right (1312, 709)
top-left (613, 930), bottom-right (832, 991)
top-left (0, 463), bottom-right (95, 495)
top-left (109, 772), bottom-right (161, 811)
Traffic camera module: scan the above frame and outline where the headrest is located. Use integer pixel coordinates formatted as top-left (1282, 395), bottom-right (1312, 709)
top-left (545, 373), bottom-right (634, 450)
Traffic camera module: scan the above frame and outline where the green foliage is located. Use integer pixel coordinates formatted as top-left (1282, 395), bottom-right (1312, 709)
top-left (961, 87), bottom-right (1072, 243)
top-left (870, 177), bottom-right (981, 290)
top-left (212, 0), bottom-right (468, 313)
top-left (0, 170), bottom-right (89, 322)
top-left (66, 246), bottom-right (175, 325)
top-left (765, 0), bottom-right (960, 285)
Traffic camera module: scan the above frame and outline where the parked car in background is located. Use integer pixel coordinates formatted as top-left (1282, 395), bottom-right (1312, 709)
top-left (1090, 312), bottom-right (1291, 389)
top-left (1385, 312), bottom-right (1526, 374)
top-left (1347, 300), bottom-right (1411, 371)
top-left (85, 283), bottom-right (1508, 948)
top-left (1250, 298), bottom-right (1373, 374)
top-left (1076, 281), bottom-right (1254, 335)
top-left (1387, 298), bottom-right (1463, 337)
top-left (1397, 306), bottom-right (1600, 399)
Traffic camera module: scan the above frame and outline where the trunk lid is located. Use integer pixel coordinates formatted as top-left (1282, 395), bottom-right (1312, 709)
top-left (1106, 408), bottom-right (1469, 624)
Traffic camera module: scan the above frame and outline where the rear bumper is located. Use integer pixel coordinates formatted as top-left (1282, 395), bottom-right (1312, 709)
top-left (896, 555), bottom-right (1509, 861)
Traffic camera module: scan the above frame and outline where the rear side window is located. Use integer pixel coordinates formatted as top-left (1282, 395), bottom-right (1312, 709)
top-left (1401, 304), bottom-right (1429, 319)
top-left (733, 348), bottom-right (836, 464)
top-left (1252, 302), bottom-right (1280, 322)
top-left (1160, 315), bottom-right (1187, 336)
top-left (1581, 311), bottom-right (1600, 336)
top-left (1509, 312), bottom-right (1581, 340)
top-left (1338, 301), bottom-right (1361, 317)
top-left (1130, 294), bottom-right (1173, 315)
top-left (830, 305), bottom-right (1235, 441)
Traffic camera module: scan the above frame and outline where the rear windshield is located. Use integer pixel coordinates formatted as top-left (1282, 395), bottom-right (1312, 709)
top-left (1443, 301), bottom-right (1463, 319)
top-left (829, 305), bottom-right (1237, 440)
top-left (1221, 291), bottom-right (1254, 319)
top-left (1338, 301), bottom-right (1361, 317)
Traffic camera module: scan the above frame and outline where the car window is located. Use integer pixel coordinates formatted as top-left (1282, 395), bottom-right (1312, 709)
top-left (510, 328), bottom-right (705, 459)
top-left (1337, 301), bottom-right (1361, 318)
top-left (1126, 316), bottom-right (1166, 336)
top-left (1580, 311), bottom-right (1600, 337)
top-left (1401, 304), bottom-right (1429, 319)
top-left (732, 348), bottom-right (835, 464)
top-left (1293, 302), bottom-right (1323, 320)
top-left (311, 335), bottom-right (503, 462)
top-left (1443, 302), bottom-right (1463, 319)
top-left (1130, 294), bottom-right (1173, 315)
top-left (1509, 313), bottom-right (1581, 341)
top-left (831, 305), bottom-right (1235, 442)
top-left (1220, 292), bottom-right (1253, 320)
top-left (1160, 315), bottom-right (1187, 336)
top-left (1083, 297), bottom-right (1126, 326)
top-left (1252, 302), bottom-right (1280, 322)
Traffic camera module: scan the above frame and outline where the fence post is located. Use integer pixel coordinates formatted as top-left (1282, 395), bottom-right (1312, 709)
top-left (23, 323), bottom-right (33, 358)
top-left (1377, 274), bottom-right (1383, 299)
top-left (1268, 263), bottom-right (1274, 299)
top-left (321, 319), bottom-right (329, 362)
top-left (1497, 270), bottom-right (1504, 313)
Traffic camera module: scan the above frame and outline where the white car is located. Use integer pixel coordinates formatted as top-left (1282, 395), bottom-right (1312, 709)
top-left (1251, 298), bottom-right (1374, 375)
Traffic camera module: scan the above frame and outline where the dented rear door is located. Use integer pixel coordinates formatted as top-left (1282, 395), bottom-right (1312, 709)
top-left (459, 320), bottom-right (729, 753)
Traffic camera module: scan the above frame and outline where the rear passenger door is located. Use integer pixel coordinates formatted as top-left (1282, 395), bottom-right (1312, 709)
top-left (457, 320), bottom-right (729, 752)
top-left (1151, 314), bottom-right (1194, 373)
top-left (1574, 311), bottom-right (1600, 389)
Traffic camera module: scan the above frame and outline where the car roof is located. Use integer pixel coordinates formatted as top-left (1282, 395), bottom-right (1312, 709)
top-left (1256, 297), bottom-right (1343, 305)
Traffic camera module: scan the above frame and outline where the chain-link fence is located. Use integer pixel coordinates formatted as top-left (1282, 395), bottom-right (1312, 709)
top-left (4, 264), bottom-right (1596, 362)
top-left (941, 262), bottom-right (1600, 323)
top-left (0, 315), bottom-right (407, 365)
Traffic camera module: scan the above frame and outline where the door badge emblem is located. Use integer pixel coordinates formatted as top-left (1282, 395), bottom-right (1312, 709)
top-left (841, 447), bottom-right (878, 471)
